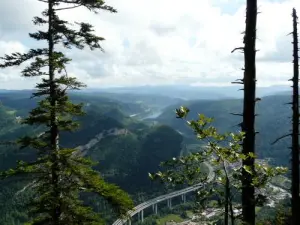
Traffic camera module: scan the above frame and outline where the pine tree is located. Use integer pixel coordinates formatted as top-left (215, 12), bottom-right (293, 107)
top-left (0, 0), bottom-right (133, 224)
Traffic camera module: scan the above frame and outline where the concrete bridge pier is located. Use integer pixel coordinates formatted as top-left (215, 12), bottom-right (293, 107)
top-left (137, 210), bottom-right (144, 223)
top-left (181, 194), bottom-right (186, 203)
top-left (167, 199), bottom-right (172, 209)
top-left (154, 204), bottom-right (158, 214)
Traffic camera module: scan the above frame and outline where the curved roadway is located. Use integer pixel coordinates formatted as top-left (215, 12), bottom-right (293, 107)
top-left (112, 162), bottom-right (215, 225)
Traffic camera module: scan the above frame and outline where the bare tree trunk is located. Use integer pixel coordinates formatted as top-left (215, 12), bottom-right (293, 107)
top-left (242, 0), bottom-right (257, 224)
top-left (229, 195), bottom-right (235, 225)
top-left (223, 161), bottom-right (234, 225)
top-left (224, 170), bottom-right (229, 225)
top-left (291, 8), bottom-right (300, 225)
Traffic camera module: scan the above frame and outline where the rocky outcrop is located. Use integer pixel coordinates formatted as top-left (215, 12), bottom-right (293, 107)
top-left (75, 128), bottom-right (129, 156)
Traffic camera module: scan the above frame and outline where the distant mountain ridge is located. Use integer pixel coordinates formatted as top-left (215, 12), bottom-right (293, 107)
top-left (0, 84), bottom-right (292, 101)
top-left (83, 84), bottom-right (291, 100)
top-left (155, 94), bottom-right (292, 168)
top-left (0, 92), bottom-right (183, 193)
top-left (0, 89), bottom-right (294, 170)
top-left (0, 87), bottom-right (296, 225)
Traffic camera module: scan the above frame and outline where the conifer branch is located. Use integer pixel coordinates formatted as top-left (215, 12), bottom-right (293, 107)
top-left (54, 4), bottom-right (83, 11)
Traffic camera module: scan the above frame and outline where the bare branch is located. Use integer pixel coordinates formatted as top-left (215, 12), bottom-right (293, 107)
top-left (230, 113), bottom-right (243, 116)
top-left (271, 133), bottom-right (292, 145)
top-left (54, 4), bottom-right (83, 11)
top-left (231, 47), bottom-right (244, 53)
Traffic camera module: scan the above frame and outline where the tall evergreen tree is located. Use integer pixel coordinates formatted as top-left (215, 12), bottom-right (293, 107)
top-left (0, 0), bottom-right (133, 224)
top-left (291, 8), bottom-right (300, 225)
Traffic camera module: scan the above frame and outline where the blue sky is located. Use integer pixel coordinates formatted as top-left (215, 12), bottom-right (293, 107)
top-left (0, 0), bottom-right (299, 89)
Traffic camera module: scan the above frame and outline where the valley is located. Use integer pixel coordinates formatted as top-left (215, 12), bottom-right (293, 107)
top-left (0, 87), bottom-right (296, 224)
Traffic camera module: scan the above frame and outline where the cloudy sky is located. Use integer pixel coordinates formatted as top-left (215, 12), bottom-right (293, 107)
top-left (0, 0), bottom-right (299, 89)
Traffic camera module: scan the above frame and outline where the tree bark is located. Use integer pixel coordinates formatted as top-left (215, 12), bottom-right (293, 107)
top-left (229, 195), bottom-right (235, 225)
top-left (224, 171), bottom-right (229, 225)
top-left (242, 0), bottom-right (257, 224)
top-left (48, 1), bottom-right (61, 224)
top-left (291, 8), bottom-right (300, 225)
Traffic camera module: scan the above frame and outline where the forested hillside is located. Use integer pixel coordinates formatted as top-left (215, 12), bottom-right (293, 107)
top-left (1, 0), bottom-right (299, 224)
top-left (157, 94), bottom-right (290, 166)
top-left (0, 89), bottom-right (297, 224)
top-left (0, 91), bottom-right (183, 183)
top-left (0, 92), bottom-right (184, 224)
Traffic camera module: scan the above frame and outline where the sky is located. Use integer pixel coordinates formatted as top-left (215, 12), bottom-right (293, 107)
top-left (0, 0), bottom-right (299, 89)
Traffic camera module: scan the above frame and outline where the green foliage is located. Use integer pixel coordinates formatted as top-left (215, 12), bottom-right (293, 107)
top-left (256, 199), bottom-right (291, 225)
top-left (0, 94), bottom-right (186, 223)
top-left (157, 96), bottom-right (293, 167)
top-left (95, 124), bottom-right (184, 192)
top-left (156, 214), bottom-right (184, 225)
top-left (0, 1), bottom-right (133, 224)
top-left (0, 181), bottom-right (32, 225)
top-left (150, 106), bottom-right (287, 224)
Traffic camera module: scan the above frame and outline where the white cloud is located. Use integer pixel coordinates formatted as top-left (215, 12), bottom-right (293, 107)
top-left (0, 0), bottom-right (299, 89)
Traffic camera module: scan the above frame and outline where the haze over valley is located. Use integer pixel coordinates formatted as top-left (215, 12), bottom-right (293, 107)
top-left (0, 85), bottom-right (294, 224)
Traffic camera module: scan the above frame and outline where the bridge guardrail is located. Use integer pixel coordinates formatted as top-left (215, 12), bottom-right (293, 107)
top-left (112, 162), bottom-right (215, 225)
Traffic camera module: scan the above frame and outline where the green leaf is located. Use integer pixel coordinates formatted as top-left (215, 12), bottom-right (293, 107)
top-left (243, 165), bottom-right (253, 175)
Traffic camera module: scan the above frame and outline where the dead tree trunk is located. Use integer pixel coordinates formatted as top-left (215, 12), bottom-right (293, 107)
top-left (291, 8), bottom-right (300, 225)
top-left (241, 1), bottom-right (257, 224)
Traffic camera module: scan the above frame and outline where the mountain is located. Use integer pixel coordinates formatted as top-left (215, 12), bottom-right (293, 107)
top-left (85, 84), bottom-right (291, 100)
top-left (0, 90), bottom-right (186, 224)
top-left (155, 94), bottom-right (291, 167)
top-left (0, 89), bottom-right (295, 225)
top-left (0, 90), bottom-right (179, 122)
top-left (80, 91), bottom-right (182, 109)
top-left (86, 85), bottom-right (234, 100)
top-left (0, 90), bottom-right (293, 177)
top-left (0, 91), bottom-right (184, 191)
